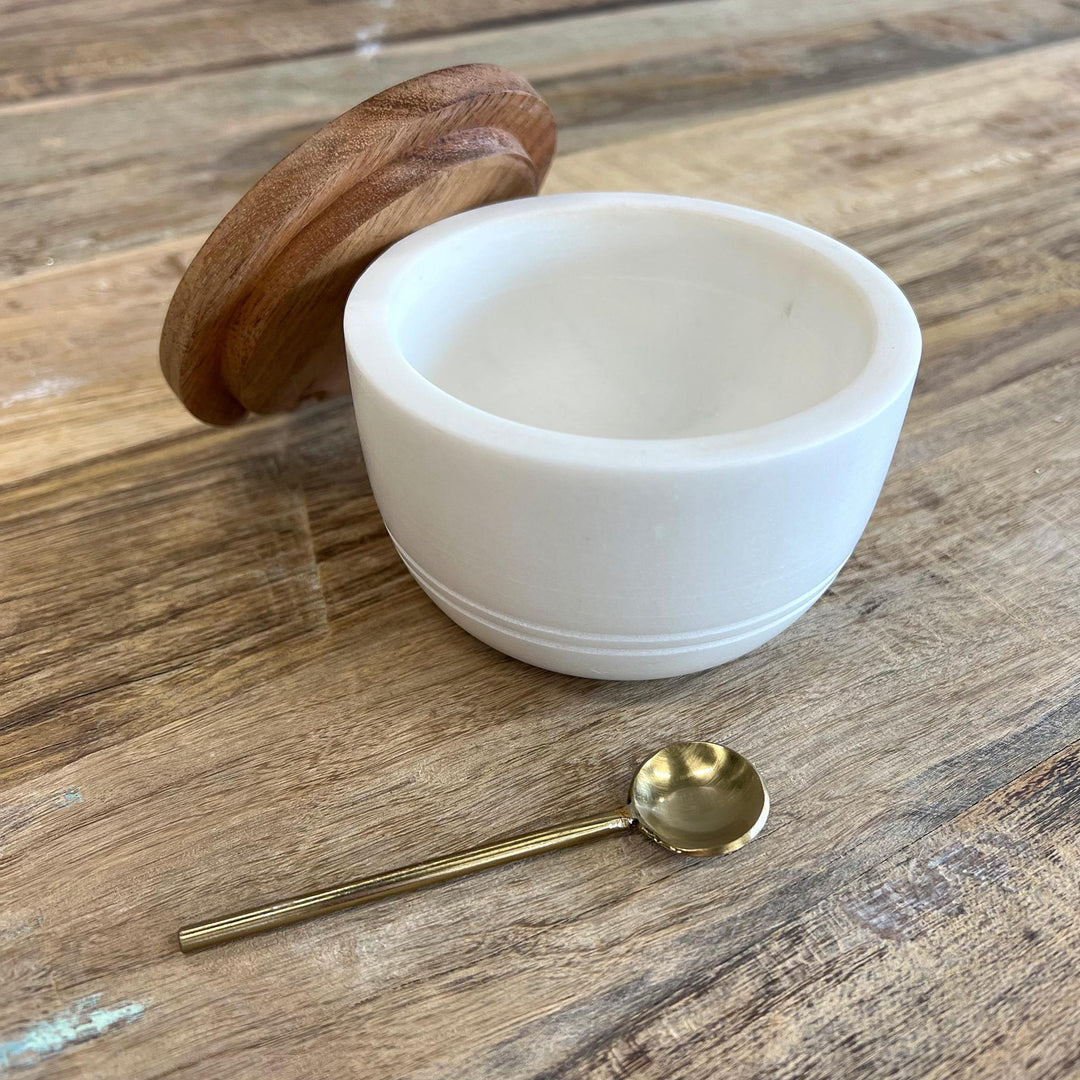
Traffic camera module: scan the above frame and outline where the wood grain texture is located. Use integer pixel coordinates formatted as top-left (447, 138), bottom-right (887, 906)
top-left (0, 0), bottom-right (621, 104)
top-left (2, 5), bottom-right (1080, 1079)
top-left (3, 0), bottom-right (1080, 277)
top-left (4, 0), bottom-right (1069, 108)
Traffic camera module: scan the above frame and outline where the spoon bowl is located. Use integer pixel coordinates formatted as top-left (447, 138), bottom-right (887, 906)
top-left (630, 742), bottom-right (768, 856)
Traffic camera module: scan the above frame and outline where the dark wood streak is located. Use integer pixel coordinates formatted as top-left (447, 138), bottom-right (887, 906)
top-left (548, 7), bottom-right (1080, 150)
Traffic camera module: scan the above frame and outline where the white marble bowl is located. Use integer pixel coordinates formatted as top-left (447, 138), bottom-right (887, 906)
top-left (344, 193), bottom-right (921, 679)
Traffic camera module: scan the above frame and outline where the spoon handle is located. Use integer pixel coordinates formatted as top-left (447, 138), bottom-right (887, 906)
top-left (179, 809), bottom-right (633, 953)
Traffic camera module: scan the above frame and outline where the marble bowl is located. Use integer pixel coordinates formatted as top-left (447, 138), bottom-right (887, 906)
top-left (344, 192), bottom-right (921, 679)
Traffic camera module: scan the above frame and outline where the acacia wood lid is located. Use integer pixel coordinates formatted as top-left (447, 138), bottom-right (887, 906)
top-left (160, 64), bottom-right (556, 425)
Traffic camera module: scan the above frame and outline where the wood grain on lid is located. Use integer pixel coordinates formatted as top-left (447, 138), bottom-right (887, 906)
top-left (159, 64), bottom-right (556, 425)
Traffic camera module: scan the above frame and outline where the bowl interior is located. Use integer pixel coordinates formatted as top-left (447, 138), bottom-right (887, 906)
top-left (388, 200), bottom-right (878, 440)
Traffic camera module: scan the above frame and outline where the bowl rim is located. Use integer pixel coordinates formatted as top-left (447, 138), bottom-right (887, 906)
top-left (343, 191), bottom-right (921, 470)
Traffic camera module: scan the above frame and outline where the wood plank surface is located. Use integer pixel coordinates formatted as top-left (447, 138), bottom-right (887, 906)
top-left (3, 0), bottom-right (1080, 276)
top-left (0, 0), bottom-right (616, 103)
top-left (1, 0), bottom-right (1073, 107)
top-left (2, 3), bottom-right (1079, 1077)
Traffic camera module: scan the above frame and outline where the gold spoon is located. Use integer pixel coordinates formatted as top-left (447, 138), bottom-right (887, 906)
top-left (179, 741), bottom-right (768, 953)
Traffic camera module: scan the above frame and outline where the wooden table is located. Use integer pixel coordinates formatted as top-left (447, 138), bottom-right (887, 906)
top-left (2, 2), bottom-right (1079, 1076)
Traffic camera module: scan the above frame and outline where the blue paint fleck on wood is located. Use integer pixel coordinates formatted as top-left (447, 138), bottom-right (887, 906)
top-left (0, 995), bottom-right (146, 1072)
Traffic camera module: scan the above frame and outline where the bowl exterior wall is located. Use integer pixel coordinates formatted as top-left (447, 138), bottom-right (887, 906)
top-left (351, 373), bottom-right (913, 679)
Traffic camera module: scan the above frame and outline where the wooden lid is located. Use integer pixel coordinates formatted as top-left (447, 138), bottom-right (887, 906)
top-left (160, 64), bottom-right (556, 425)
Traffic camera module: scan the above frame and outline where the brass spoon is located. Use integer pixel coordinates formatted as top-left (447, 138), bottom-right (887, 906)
top-left (179, 741), bottom-right (768, 953)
